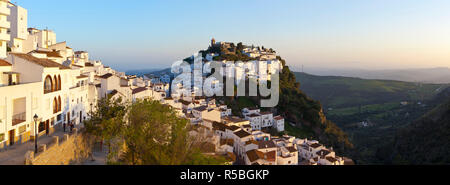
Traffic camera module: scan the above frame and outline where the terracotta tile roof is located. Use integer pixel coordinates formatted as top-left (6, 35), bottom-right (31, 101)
top-left (0, 59), bottom-right (11, 66)
top-left (99, 73), bottom-right (113, 79)
top-left (30, 50), bottom-right (63, 58)
top-left (179, 99), bottom-right (191, 106)
top-left (193, 106), bottom-right (208, 112)
top-left (76, 75), bottom-right (89, 79)
top-left (228, 125), bottom-right (241, 131)
top-left (258, 140), bottom-right (277, 149)
top-left (246, 150), bottom-right (262, 163)
top-left (248, 114), bottom-right (261, 118)
top-left (220, 139), bottom-right (234, 146)
top-left (213, 122), bottom-right (230, 132)
top-left (274, 116), bottom-right (284, 121)
top-left (286, 146), bottom-right (297, 153)
top-left (310, 143), bottom-right (322, 149)
top-left (234, 130), bottom-right (251, 138)
top-left (246, 149), bottom-right (276, 163)
top-left (10, 53), bottom-right (70, 70)
top-left (72, 64), bottom-right (84, 68)
top-left (132, 87), bottom-right (147, 94)
top-left (74, 51), bottom-right (87, 54)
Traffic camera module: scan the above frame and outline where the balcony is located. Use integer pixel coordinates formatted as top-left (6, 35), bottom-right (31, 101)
top-left (12, 97), bottom-right (26, 126)
top-left (12, 112), bottom-right (26, 126)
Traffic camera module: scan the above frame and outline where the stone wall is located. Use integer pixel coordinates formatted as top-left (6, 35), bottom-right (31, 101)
top-left (24, 128), bottom-right (92, 165)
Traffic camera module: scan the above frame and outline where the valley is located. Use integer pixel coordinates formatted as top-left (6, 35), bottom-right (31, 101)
top-left (294, 72), bottom-right (449, 164)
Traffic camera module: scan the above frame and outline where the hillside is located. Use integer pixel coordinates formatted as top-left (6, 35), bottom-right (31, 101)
top-left (295, 72), bottom-right (447, 109)
top-left (214, 57), bottom-right (353, 153)
top-left (294, 72), bottom-right (449, 164)
top-left (152, 42), bottom-right (354, 154)
top-left (203, 42), bottom-right (354, 152)
top-left (388, 89), bottom-right (450, 164)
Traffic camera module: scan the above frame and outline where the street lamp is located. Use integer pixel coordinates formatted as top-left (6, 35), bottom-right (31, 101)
top-left (33, 114), bottom-right (38, 153)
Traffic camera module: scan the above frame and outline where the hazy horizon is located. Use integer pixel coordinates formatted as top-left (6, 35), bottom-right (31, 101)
top-left (19, 0), bottom-right (450, 71)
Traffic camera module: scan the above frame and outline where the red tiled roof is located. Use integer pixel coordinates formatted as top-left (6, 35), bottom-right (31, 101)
top-left (246, 149), bottom-right (276, 163)
top-left (258, 140), bottom-right (277, 149)
top-left (76, 75), bottom-right (89, 79)
top-left (74, 51), bottom-right (87, 54)
top-left (310, 143), bottom-right (322, 149)
top-left (99, 73), bottom-right (113, 79)
top-left (132, 87), bottom-right (147, 94)
top-left (234, 130), bottom-right (251, 138)
top-left (213, 122), bottom-right (230, 132)
top-left (228, 125), bottom-right (241, 131)
top-left (10, 53), bottom-right (70, 70)
top-left (0, 59), bottom-right (11, 66)
top-left (30, 50), bottom-right (63, 58)
top-left (274, 116), bottom-right (284, 121)
top-left (286, 146), bottom-right (297, 153)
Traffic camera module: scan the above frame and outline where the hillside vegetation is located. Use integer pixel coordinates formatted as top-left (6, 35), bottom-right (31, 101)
top-left (295, 72), bottom-right (446, 109)
top-left (387, 88), bottom-right (450, 164)
top-left (294, 72), bottom-right (450, 164)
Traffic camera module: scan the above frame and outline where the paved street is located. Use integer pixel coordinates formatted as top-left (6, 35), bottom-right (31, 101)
top-left (0, 126), bottom-right (77, 165)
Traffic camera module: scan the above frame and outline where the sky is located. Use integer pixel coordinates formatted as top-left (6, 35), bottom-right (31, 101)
top-left (17, 0), bottom-right (450, 71)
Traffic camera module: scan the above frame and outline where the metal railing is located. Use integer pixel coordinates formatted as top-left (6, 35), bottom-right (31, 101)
top-left (12, 112), bottom-right (26, 126)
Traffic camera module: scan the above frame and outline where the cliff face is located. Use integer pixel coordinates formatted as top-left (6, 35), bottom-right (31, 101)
top-left (390, 88), bottom-right (450, 164)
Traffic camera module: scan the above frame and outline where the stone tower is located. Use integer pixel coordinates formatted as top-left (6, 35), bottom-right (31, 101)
top-left (211, 38), bottom-right (216, 47)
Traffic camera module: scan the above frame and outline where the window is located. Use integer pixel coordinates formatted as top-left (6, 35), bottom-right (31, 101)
top-left (53, 75), bottom-right (59, 91)
top-left (44, 75), bottom-right (53, 93)
top-left (58, 75), bottom-right (61, 90)
top-left (53, 97), bottom-right (58, 114)
top-left (58, 96), bottom-right (62, 111)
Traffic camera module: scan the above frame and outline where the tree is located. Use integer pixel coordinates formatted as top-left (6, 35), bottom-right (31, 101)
top-left (87, 98), bottom-right (226, 165)
top-left (237, 42), bottom-right (244, 51)
top-left (84, 97), bottom-right (127, 160)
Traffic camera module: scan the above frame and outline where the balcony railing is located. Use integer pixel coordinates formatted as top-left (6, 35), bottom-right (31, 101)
top-left (12, 112), bottom-right (26, 126)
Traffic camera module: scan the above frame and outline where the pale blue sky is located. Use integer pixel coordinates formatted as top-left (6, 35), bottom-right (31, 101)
top-left (17, 0), bottom-right (450, 71)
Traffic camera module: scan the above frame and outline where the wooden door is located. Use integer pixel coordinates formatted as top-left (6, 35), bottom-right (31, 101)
top-left (9, 130), bottom-right (15, 146)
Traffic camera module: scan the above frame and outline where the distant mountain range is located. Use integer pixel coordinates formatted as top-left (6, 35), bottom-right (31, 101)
top-left (125, 68), bottom-right (164, 76)
top-left (294, 72), bottom-right (448, 109)
top-left (300, 67), bottom-right (450, 84)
